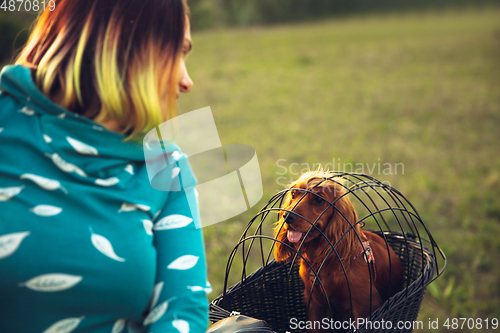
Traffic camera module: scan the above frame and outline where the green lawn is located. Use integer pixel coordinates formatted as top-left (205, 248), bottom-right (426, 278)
top-left (179, 8), bottom-right (500, 332)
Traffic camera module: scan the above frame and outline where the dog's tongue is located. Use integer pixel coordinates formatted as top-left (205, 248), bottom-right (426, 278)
top-left (287, 230), bottom-right (303, 243)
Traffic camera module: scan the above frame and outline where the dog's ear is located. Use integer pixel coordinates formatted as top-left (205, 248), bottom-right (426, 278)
top-left (273, 191), bottom-right (295, 262)
top-left (322, 184), bottom-right (361, 261)
top-left (273, 220), bottom-right (295, 262)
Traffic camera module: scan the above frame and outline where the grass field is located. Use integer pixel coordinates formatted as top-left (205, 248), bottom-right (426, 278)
top-left (178, 8), bottom-right (500, 332)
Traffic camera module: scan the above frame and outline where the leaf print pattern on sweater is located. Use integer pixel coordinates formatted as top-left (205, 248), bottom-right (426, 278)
top-left (30, 205), bottom-right (63, 217)
top-left (42, 316), bottom-right (85, 333)
top-left (153, 215), bottom-right (193, 231)
top-left (0, 185), bottom-right (24, 201)
top-left (143, 300), bottom-right (168, 326)
top-left (90, 230), bottom-right (125, 262)
top-left (205, 281), bottom-right (213, 294)
top-left (19, 273), bottom-right (83, 292)
top-left (118, 203), bottom-right (151, 213)
top-left (95, 177), bottom-right (120, 187)
top-left (43, 134), bottom-right (52, 143)
top-left (0, 231), bottom-right (30, 259)
top-left (167, 255), bottom-right (199, 270)
top-left (173, 319), bottom-right (189, 333)
top-left (18, 106), bottom-right (35, 116)
top-left (125, 164), bottom-right (134, 175)
top-left (142, 220), bottom-right (154, 235)
top-left (66, 137), bottom-right (98, 156)
top-left (187, 283), bottom-right (212, 295)
top-left (45, 153), bottom-right (87, 177)
top-left (111, 319), bottom-right (127, 333)
top-left (20, 174), bottom-right (68, 194)
top-left (148, 281), bottom-right (164, 311)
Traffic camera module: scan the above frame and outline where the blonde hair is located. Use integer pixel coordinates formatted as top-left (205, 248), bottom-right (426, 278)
top-left (16, 0), bottom-right (190, 141)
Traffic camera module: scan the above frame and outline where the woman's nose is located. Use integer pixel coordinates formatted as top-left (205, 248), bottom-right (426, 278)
top-left (179, 69), bottom-right (193, 93)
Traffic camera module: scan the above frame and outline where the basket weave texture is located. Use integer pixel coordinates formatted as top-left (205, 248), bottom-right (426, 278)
top-left (211, 232), bottom-right (436, 333)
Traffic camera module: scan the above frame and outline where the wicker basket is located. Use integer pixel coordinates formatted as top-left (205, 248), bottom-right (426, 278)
top-left (210, 173), bottom-right (446, 333)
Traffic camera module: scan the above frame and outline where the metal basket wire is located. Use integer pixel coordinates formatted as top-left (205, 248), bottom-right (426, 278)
top-left (210, 172), bottom-right (446, 333)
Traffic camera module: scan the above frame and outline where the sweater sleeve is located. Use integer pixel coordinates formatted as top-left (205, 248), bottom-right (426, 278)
top-left (144, 158), bottom-right (209, 333)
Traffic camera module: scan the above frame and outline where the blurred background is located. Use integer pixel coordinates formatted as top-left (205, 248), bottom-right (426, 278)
top-left (2, 0), bottom-right (499, 331)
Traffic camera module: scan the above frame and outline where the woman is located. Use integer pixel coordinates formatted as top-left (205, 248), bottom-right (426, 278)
top-left (0, 0), bottom-right (209, 332)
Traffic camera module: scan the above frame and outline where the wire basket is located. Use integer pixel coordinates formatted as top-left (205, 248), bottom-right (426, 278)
top-left (210, 172), bottom-right (446, 333)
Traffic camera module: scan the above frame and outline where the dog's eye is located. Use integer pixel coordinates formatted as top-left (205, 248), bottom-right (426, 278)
top-left (312, 195), bottom-right (324, 205)
top-left (290, 191), bottom-right (295, 199)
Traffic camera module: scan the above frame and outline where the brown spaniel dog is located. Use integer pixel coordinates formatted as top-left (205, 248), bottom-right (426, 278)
top-left (274, 171), bottom-right (403, 331)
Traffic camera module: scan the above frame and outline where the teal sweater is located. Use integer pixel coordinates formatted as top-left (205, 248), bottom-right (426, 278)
top-left (0, 65), bottom-right (209, 333)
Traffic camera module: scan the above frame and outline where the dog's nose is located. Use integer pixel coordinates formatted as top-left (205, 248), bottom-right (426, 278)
top-left (284, 212), bottom-right (297, 224)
